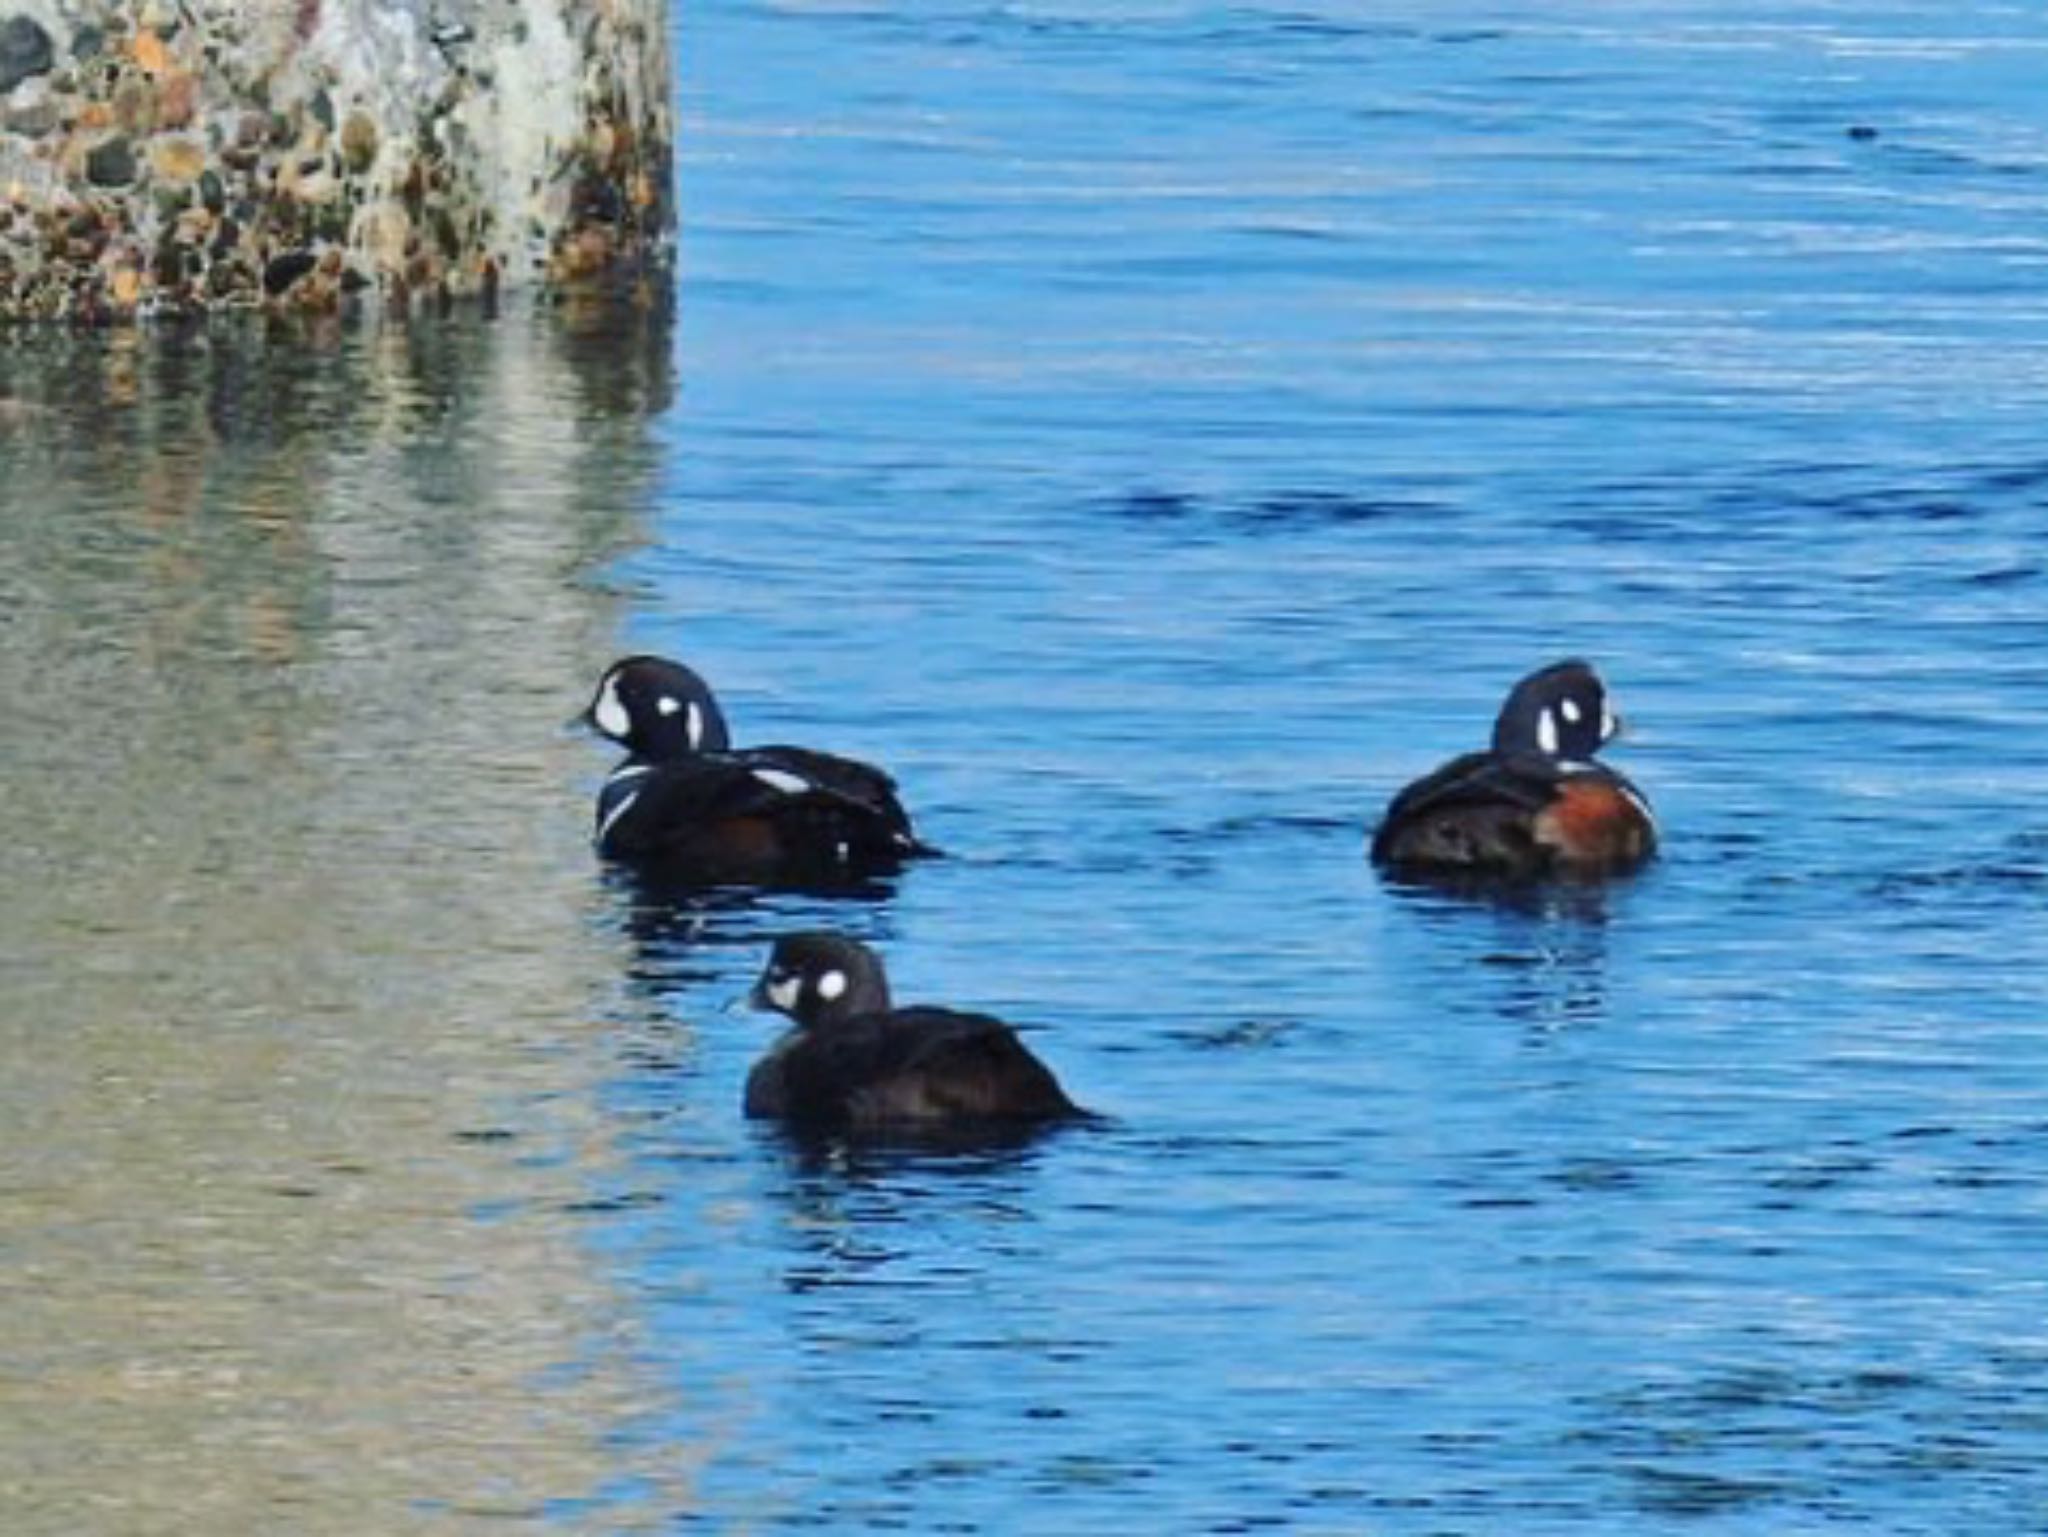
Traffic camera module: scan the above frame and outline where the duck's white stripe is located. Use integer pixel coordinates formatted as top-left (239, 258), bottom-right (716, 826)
top-left (606, 762), bottom-right (655, 787)
top-left (597, 789), bottom-right (643, 845)
top-left (752, 767), bottom-right (812, 796)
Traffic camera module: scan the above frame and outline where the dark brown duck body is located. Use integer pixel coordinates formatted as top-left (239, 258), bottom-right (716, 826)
top-left (597, 743), bottom-right (925, 881)
top-left (746, 933), bottom-right (1083, 1134)
top-left (1371, 659), bottom-right (1656, 881)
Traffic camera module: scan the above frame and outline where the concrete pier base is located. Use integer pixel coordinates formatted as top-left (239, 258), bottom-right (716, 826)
top-left (0, 0), bottom-right (671, 319)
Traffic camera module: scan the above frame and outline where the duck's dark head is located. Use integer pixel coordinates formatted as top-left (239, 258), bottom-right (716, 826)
top-left (751, 932), bottom-right (892, 1031)
top-left (1491, 659), bottom-right (1618, 761)
top-left (583, 655), bottom-right (732, 760)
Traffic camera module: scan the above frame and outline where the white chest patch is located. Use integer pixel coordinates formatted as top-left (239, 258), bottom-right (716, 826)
top-left (752, 767), bottom-right (812, 796)
top-left (765, 975), bottom-right (802, 1012)
top-left (597, 788), bottom-right (643, 844)
top-left (592, 678), bottom-right (630, 740)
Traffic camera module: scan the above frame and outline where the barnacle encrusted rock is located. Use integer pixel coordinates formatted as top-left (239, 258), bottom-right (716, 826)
top-left (0, 0), bottom-right (672, 320)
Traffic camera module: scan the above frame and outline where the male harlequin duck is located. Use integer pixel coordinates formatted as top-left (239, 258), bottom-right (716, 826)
top-left (581, 656), bottom-right (932, 880)
top-left (745, 933), bottom-right (1085, 1132)
top-left (1370, 658), bottom-right (1656, 880)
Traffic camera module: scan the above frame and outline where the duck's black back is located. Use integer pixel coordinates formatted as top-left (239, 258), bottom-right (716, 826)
top-left (597, 743), bottom-right (923, 877)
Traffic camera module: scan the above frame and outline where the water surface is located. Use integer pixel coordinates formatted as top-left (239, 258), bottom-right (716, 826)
top-left (9, 2), bottom-right (2048, 1532)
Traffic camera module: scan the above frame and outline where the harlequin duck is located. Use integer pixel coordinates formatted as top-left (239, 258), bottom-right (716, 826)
top-left (1370, 658), bottom-right (1656, 879)
top-left (745, 933), bottom-right (1085, 1132)
top-left (581, 656), bottom-right (932, 881)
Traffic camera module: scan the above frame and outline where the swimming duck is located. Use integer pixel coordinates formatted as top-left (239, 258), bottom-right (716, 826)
top-left (582, 655), bottom-right (931, 881)
top-left (1370, 658), bottom-right (1656, 879)
top-left (746, 932), bottom-right (1084, 1132)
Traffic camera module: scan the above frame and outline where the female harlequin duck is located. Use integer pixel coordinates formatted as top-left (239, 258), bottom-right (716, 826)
top-left (745, 933), bottom-right (1085, 1132)
top-left (1370, 659), bottom-right (1656, 880)
top-left (581, 656), bottom-right (932, 881)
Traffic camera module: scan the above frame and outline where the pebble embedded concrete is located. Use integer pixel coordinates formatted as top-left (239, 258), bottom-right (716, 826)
top-left (0, 0), bottom-right (671, 320)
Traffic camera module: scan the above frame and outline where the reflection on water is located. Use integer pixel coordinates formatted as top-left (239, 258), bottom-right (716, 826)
top-left (603, 867), bottom-right (908, 994)
top-left (0, 304), bottom-right (680, 1529)
top-left (1380, 875), bottom-right (1622, 1032)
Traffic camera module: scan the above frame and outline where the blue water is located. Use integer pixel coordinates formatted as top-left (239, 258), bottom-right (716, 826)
top-left (585, 4), bottom-right (2048, 1531)
top-left (9, 1), bottom-right (2048, 1533)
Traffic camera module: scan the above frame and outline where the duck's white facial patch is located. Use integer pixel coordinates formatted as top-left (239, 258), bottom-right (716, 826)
top-left (752, 767), bottom-right (812, 796)
top-left (596, 788), bottom-right (642, 844)
top-left (1560, 697), bottom-right (1582, 725)
top-left (592, 678), bottom-right (630, 740)
top-left (656, 694), bottom-right (682, 717)
top-left (687, 701), bottom-right (705, 750)
top-left (765, 974), bottom-right (802, 1012)
top-left (818, 969), bottom-right (848, 1002)
top-left (1536, 708), bottom-right (1560, 756)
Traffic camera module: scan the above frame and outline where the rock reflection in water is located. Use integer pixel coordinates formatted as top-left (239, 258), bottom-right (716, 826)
top-left (0, 303), bottom-right (686, 1529)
